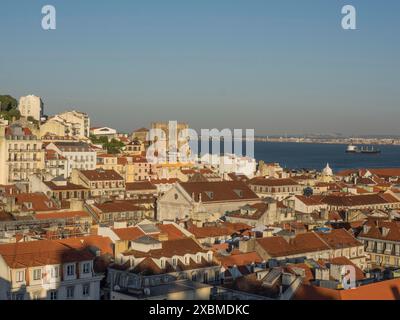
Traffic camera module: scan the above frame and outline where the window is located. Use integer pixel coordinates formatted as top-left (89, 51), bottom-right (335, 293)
top-left (67, 264), bottom-right (75, 276)
top-left (51, 266), bottom-right (59, 278)
top-left (16, 271), bottom-right (25, 283)
top-left (66, 286), bottom-right (74, 299)
top-left (33, 269), bottom-right (42, 281)
top-left (50, 290), bottom-right (58, 300)
top-left (32, 291), bottom-right (41, 300)
top-left (203, 273), bottom-right (208, 283)
top-left (82, 284), bottom-right (90, 297)
top-left (83, 263), bottom-right (90, 274)
top-left (13, 293), bottom-right (24, 300)
top-left (172, 258), bottom-right (177, 266)
top-left (160, 259), bottom-right (165, 268)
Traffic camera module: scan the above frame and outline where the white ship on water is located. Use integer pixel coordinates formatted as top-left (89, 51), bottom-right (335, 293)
top-left (346, 144), bottom-right (381, 154)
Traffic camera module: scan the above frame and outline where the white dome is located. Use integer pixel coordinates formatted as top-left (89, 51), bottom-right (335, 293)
top-left (322, 163), bottom-right (333, 176)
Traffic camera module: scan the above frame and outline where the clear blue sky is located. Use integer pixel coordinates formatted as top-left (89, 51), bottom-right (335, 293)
top-left (0, 0), bottom-right (399, 135)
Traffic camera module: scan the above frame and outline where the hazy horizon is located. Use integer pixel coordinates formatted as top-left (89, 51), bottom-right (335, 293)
top-left (1, 0), bottom-right (399, 135)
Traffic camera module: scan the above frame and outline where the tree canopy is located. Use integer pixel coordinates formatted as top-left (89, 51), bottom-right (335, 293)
top-left (90, 135), bottom-right (125, 154)
top-left (0, 95), bottom-right (18, 112)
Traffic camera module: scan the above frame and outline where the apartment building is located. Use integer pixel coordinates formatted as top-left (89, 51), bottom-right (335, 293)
top-left (46, 141), bottom-right (96, 177)
top-left (319, 193), bottom-right (400, 211)
top-left (98, 220), bottom-right (188, 256)
top-left (44, 149), bottom-right (68, 178)
top-left (248, 229), bottom-right (366, 269)
top-left (87, 199), bottom-right (154, 226)
top-left (125, 181), bottom-right (157, 199)
top-left (0, 236), bottom-right (111, 300)
top-left (0, 123), bottom-right (44, 184)
top-left (358, 219), bottom-right (400, 268)
top-left (29, 175), bottom-right (89, 202)
top-left (71, 169), bottom-right (125, 197)
top-left (18, 95), bottom-right (44, 121)
top-left (124, 139), bottom-right (145, 156)
top-left (225, 200), bottom-right (286, 228)
top-left (248, 178), bottom-right (303, 201)
top-left (114, 236), bottom-right (220, 286)
top-left (41, 110), bottom-right (90, 139)
top-left (118, 156), bottom-right (152, 182)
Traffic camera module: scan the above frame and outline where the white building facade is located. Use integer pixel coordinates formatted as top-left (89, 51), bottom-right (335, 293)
top-left (18, 95), bottom-right (44, 121)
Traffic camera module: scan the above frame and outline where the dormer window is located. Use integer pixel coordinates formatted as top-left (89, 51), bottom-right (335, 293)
top-left (234, 189), bottom-right (243, 198)
top-left (172, 258), bottom-right (177, 266)
top-left (363, 225), bottom-right (371, 234)
top-left (25, 202), bottom-right (33, 209)
top-left (382, 227), bottom-right (390, 237)
top-left (205, 191), bottom-right (214, 200)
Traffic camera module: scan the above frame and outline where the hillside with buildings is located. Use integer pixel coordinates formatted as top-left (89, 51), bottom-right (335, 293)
top-left (1, 95), bottom-right (400, 300)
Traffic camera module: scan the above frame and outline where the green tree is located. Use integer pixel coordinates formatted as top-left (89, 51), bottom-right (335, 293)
top-left (0, 108), bottom-right (21, 121)
top-left (0, 95), bottom-right (18, 111)
top-left (89, 135), bottom-right (124, 154)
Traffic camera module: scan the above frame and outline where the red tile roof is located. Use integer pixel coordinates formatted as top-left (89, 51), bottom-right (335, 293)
top-left (43, 181), bottom-right (88, 191)
top-left (35, 211), bottom-right (91, 221)
top-left (294, 278), bottom-right (400, 300)
top-left (217, 252), bottom-right (263, 268)
top-left (123, 237), bottom-right (208, 258)
top-left (180, 181), bottom-right (259, 202)
top-left (112, 224), bottom-right (186, 241)
top-left (80, 169), bottom-right (124, 181)
top-left (93, 200), bottom-right (145, 213)
top-left (15, 193), bottom-right (58, 212)
top-left (0, 238), bottom-right (102, 268)
top-left (248, 177), bottom-right (299, 187)
top-left (125, 181), bottom-right (157, 191)
top-left (256, 233), bottom-right (330, 258)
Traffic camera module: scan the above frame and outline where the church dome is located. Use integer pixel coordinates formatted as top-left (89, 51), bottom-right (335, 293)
top-left (322, 163), bottom-right (333, 176)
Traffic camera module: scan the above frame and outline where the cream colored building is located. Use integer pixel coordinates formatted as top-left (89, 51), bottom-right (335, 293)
top-left (41, 110), bottom-right (90, 139)
top-left (157, 181), bottom-right (260, 222)
top-left (0, 123), bottom-right (44, 184)
top-left (18, 95), bottom-right (43, 121)
top-left (0, 238), bottom-right (105, 300)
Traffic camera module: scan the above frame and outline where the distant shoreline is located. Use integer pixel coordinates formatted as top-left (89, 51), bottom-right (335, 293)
top-left (253, 138), bottom-right (400, 146)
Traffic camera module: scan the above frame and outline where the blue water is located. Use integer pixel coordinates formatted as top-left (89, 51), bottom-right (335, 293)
top-left (191, 140), bottom-right (400, 171)
top-left (254, 142), bottom-right (400, 171)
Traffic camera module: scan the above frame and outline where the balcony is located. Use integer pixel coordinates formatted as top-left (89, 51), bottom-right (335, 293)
top-left (8, 149), bottom-right (39, 153)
